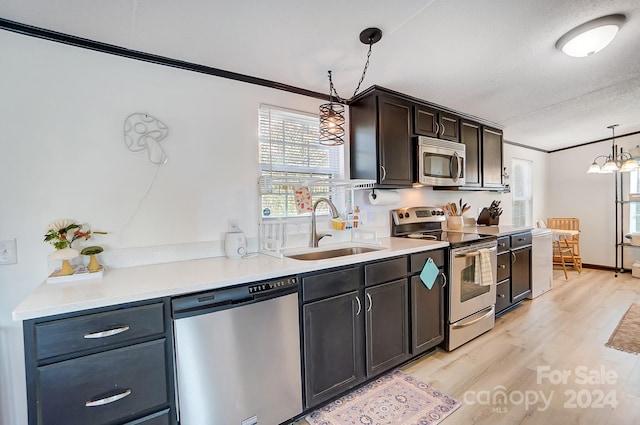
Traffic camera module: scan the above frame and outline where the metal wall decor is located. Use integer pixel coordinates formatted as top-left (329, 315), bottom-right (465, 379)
top-left (318, 27), bottom-right (383, 146)
top-left (123, 113), bottom-right (169, 164)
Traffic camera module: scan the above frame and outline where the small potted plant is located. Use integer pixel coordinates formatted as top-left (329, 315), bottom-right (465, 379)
top-left (80, 246), bottom-right (104, 272)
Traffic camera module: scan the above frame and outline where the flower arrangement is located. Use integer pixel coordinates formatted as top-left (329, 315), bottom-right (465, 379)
top-left (44, 219), bottom-right (106, 250)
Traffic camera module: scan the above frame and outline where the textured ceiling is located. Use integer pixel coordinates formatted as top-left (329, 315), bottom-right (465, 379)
top-left (2, 0), bottom-right (640, 151)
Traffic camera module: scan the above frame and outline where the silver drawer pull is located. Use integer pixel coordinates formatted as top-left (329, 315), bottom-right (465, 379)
top-left (83, 326), bottom-right (130, 339)
top-left (85, 389), bottom-right (132, 407)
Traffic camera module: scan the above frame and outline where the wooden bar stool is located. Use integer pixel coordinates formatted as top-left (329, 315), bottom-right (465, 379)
top-left (547, 218), bottom-right (582, 279)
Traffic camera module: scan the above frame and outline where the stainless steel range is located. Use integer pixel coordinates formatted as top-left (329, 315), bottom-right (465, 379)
top-left (391, 206), bottom-right (498, 351)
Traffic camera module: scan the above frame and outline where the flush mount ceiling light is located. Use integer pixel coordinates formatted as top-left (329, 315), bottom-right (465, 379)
top-left (556, 14), bottom-right (626, 57)
top-left (587, 124), bottom-right (639, 174)
top-left (319, 27), bottom-right (383, 145)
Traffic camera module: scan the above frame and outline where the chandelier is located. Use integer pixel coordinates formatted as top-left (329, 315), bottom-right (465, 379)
top-left (587, 125), bottom-right (639, 174)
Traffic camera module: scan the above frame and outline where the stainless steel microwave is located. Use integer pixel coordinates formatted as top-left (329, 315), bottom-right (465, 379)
top-left (417, 136), bottom-right (465, 186)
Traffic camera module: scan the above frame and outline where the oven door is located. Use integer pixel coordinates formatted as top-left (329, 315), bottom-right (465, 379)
top-left (417, 137), bottom-right (465, 186)
top-left (449, 241), bottom-right (497, 323)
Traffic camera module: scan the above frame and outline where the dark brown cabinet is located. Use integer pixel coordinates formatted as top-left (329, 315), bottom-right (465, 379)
top-left (365, 279), bottom-right (409, 377)
top-left (24, 301), bottom-right (176, 425)
top-left (350, 89), bottom-right (414, 187)
top-left (414, 104), bottom-right (460, 142)
top-left (300, 266), bottom-right (364, 409)
top-left (460, 120), bottom-right (481, 187)
top-left (495, 232), bottom-right (532, 315)
top-left (482, 126), bottom-right (504, 188)
top-left (300, 250), bottom-right (445, 409)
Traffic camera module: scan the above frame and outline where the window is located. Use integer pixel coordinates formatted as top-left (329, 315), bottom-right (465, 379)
top-left (511, 158), bottom-right (533, 226)
top-left (258, 105), bottom-right (343, 217)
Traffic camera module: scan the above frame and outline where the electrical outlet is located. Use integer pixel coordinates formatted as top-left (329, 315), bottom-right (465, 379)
top-left (0, 239), bottom-right (17, 265)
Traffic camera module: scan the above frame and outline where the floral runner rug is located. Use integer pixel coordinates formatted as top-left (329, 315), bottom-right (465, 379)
top-left (305, 369), bottom-right (461, 425)
top-left (606, 302), bottom-right (640, 354)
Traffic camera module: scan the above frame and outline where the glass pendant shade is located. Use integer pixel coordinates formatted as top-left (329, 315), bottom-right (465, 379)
top-left (319, 102), bottom-right (345, 145)
top-left (587, 162), bottom-right (601, 174)
top-left (620, 158), bottom-right (640, 172)
top-left (556, 14), bottom-right (626, 57)
top-left (601, 159), bottom-right (619, 173)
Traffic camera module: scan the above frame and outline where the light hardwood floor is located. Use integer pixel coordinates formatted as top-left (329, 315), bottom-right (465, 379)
top-left (297, 268), bottom-right (640, 424)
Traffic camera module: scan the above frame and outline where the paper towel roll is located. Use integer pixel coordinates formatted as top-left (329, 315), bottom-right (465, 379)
top-left (368, 190), bottom-right (401, 206)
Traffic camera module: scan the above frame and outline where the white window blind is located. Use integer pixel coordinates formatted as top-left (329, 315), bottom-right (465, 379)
top-left (511, 158), bottom-right (533, 226)
top-left (258, 105), bottom-right (343, 217)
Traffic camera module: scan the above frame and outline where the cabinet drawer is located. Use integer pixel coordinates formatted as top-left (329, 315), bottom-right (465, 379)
top-left (497, 236), bottom-right (510, 253)
top-left (497, 252), bottom-right (510, 282)
top-left (495, 280), bottom-right (511, 313)
top-left (38, 339), bottom-right (168, 425)
top-left (301, 266), bottom-right (360, 302)
top-left (35, 303), bottom-right (165, 360)
top-left (364, 257), bottom-right (407, 286)
top-left (410, 249), bottom-right (445, 273)
top-left (511, 232), bottom-right (532, 249)
top-left (124, 409), bottom-right (171, 425)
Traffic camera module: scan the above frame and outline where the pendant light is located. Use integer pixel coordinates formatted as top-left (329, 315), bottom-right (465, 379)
top-left (586, 124), bottom-right (639, 174)
top-left (318, 28), bottom-right (383, 146)
top-left (556, 14), bottom-right (626, 57)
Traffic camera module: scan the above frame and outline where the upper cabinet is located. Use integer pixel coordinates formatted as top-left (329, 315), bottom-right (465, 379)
top-left (481, 126), bottom-right (504, 188)
top-left (349, 86), bottom-right (505, 191)
top-left (350, 89), bottom-right (414, 187)
top-left (414, 104), bottom-right (459, 142)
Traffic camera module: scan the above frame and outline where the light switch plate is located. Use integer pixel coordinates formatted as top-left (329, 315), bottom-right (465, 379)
top-left (0, 239), bottom-right (17, 265)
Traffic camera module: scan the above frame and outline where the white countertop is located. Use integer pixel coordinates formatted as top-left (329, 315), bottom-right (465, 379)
top-left (12, 237), bottom-right (448, 321)
top-left (458, 225), bottom-right (534, 237)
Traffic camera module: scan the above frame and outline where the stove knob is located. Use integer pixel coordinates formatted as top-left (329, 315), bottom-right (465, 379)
top-left (431, 210), bottom-right (436, 216)
top-left (398, 213), bottom-right (404, 219)
top-left (439, 211), bottom-right (445, 215)
top-left (405, 212), bottom-right (410, 218)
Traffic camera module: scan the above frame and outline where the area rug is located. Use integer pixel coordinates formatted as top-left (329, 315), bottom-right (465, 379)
top-left (606, 302), bottom-right (640, 354)
top-left (305, 369), bottom-right (460, 425)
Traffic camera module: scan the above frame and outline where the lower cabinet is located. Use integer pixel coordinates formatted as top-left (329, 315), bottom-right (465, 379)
top-left (23, 300), bottom-right (176, 425)
top-left (302, 289), bottom-right (365, 409)
top-left (300, 250), bottom-right (446, 410)
top-left (365, 278), bottom-right (409, 377)
top-left (495, 232), bottom-right (532, 315)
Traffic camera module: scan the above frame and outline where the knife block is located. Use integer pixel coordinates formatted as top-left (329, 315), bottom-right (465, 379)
top-left (477, 207), bottom-right (499, 226)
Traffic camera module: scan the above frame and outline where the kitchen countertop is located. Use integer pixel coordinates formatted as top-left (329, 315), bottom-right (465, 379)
top-left (13, 237), bottom-right (448, 321)
top-left (458, 225), bottom-right (534, 237)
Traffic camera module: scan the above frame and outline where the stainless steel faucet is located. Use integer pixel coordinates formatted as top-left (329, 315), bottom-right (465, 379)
top-left (310, 197), bottom-right (340, 247)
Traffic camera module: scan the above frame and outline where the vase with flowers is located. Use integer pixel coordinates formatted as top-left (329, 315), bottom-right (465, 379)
top-left (44, 219), bottom-right (106, 276)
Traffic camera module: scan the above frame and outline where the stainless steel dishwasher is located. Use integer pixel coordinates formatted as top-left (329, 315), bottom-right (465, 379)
top-left (172, 276), bottom-right (302, 425)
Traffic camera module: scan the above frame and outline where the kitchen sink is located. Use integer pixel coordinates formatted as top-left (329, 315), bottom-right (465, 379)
top-left (285, 246), bottom-right (384, 261)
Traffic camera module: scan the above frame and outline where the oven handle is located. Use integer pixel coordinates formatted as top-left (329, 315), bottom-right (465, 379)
top-left (455, 246), bottom-right (497, 258)
top-left (452, 306), bottom-right (495, 329)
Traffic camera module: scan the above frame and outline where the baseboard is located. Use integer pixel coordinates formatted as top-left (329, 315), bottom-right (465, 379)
top-left (581, 264), bottom-right (616, 271)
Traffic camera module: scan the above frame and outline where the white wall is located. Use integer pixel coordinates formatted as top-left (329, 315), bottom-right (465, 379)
top-left (0, 30), bottom-right (325, 425)
top-left (548, 133), bottom-right (640, 268)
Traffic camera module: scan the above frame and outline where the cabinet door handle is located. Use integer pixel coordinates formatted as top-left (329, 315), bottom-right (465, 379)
top-left (355, 296), bottom-right (361, 316)
top-left (435, 122), bottom-right (440, 135)
top-left (498, 294), bottom-right (506, 298)
top-left (499, 264), bottom-right (507, 269)
top-left (511, 252), bottom-right (517, 264)
top-left (366, 293), bottom-right (373, 312)
top-left (86, 389), bottom-right (132, 407)
top-left (441, 122), bottom-right (446, 136)
top-left (83, 326), bottom-right (130, 339)
top-left (440, 272), bottom-right (447, 289)
top-left (380, 165), bottom-right (387, 182)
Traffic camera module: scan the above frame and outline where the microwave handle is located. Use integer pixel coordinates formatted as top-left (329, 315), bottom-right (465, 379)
top-left (452, 151), bottom-right (462, 182)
